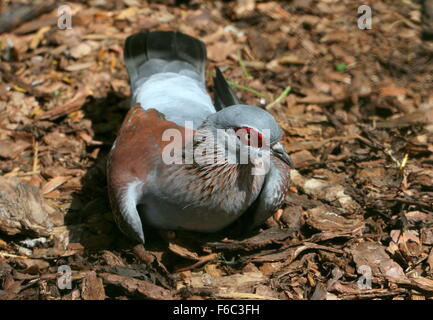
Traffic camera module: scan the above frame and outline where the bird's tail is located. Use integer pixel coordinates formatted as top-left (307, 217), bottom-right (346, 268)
top-left (124, 31), bottom-right (207, 91)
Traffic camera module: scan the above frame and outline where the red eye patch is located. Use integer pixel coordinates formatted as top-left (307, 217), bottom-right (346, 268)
top-left (235, 127), bottom-right (263, 148)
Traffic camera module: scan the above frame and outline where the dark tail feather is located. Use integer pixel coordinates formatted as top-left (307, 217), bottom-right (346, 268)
top-left (124, 31), bottom-right (207, 89)
top-left (213, 67), bottom-right (241, 110)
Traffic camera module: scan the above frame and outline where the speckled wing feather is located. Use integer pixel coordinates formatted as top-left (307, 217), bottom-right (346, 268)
top-left (107, 105), bottom-right (189, 243)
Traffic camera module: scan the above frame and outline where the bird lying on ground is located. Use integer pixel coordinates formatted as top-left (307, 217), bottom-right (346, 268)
top-left (107, 30), bottom-right (292, 243)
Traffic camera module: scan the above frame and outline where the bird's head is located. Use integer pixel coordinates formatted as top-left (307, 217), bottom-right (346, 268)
top-left (192, 104), bottom-right (292, 173)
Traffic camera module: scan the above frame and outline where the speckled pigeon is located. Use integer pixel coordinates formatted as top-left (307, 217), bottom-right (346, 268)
top-left (107, 31), bottom-right (292, 243)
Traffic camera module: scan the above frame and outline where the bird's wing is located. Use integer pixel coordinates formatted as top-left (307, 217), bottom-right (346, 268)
top-left (107, 105), bottom-right (191, 243)
top-left (243, 156), bottom-right (291, 229)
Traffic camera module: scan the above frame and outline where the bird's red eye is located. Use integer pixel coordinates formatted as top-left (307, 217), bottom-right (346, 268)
top-left (235, 127), bottom-right (263, 148)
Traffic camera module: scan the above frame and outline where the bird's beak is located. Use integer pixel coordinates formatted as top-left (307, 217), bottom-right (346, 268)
top-left (271, 142), bottom-right (293, 167)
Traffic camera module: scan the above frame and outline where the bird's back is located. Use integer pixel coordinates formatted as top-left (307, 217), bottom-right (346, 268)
top-left (124, 31), bottom-right (216, 128)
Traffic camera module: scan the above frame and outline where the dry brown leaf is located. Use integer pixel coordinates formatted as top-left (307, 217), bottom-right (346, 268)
top-left (0, 140), bottom-right (31, 160)
top-left (99, 273), bottom-right (173, 300)
top-left (305, 206), bottom-right (364, 233)
top-left (70, 43), bottom-right (93, 59)
top-left (216, 292), bottom-right (279, 300)
top-left (116, 7), bottom-right (140, 20)
top-left (65, 62), bottom-right (95, 72)
top-left (0, 177), bottom-right (63, 236)
top-left (81, 271), bottom-right (105, 300)
top-left (379, 86), bottom-right (408, 98)
top-left (40, 176), bottom-right (69, 195)
top-left (32, 247), bottom-right (78, 259)
top-left (207, 41), bottom-right (237, 62)
top-left (168, 242), bottom-right (199, 260)
top-left (101, 250), bottom-right (126, 267)
top-left (290, 170), bottom-right (361, 213)
top-left (185, 271), bottom-right (266, 295)
top-left (15, 258), bottom-right (49, 274)
top-left (351, 242), bottom-right (407, 280)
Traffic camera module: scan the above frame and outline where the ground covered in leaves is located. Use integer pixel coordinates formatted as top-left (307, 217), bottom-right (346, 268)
top-left (0, 0), bottom-right (433, 300)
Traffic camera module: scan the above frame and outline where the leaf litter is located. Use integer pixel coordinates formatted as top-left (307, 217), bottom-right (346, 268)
top-left (0, 0), bottom-right (433, 300)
